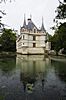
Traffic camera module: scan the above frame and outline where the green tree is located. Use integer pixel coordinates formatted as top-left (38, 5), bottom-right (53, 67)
top-left (50, 0), bottom-right (66, 55)
top-left (57, 22), bottom-right (66, 53)
top-left (0, 28), bottom-right (16, 52)
top-left (55, 0), bottom-right (66, 19)
top-left (51, 22), bottom-right (66, 55)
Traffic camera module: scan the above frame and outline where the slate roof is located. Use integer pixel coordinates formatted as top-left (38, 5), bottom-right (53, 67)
top-left (23, 17), bottom-right (26, 29)
top-left (22, 18), bottom-right (38, 31)
top-left (41, 23), bottom-right (46, 32)
top-left (21, 17), bottom-right (46, 32)
top-left (27, 19), bottom-right (38, 31)
top-left (41, 17), bottom-right (46, 32)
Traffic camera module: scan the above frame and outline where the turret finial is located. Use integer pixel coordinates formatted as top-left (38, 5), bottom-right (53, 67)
top-left (30, 14), bottom-right (32, 20)
top-left (23, 13), bottom-right (26, 28)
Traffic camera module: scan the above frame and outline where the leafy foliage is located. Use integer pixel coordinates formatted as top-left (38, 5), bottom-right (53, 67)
top-left (50, 22), bottom-right (66, 54)
top-left (0, 57), bottom-right (16, 73)
top-left (55, 2), bottom-right (66, 19)
top-left (0, 28), bottom-right (16, 52)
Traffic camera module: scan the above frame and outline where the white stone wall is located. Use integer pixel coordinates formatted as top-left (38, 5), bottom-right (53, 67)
top-left (16, 31), bottom-right (51, 54)
top-left (37, 35), bottom-right (46, 41)
top-left (22, 33), bottom-right (28, 40)
top-left (46, 42), bottom-right (51, 50)
top-left (27, 48), bottom-right (45, 54)
top-left (21, 34), bottom-right (28, 47)
top-left (36, 35), bottom-right (46, 47)
top-left (28, 35), bottom-right (33, 47)
top-left (16, 47), bottom-right (45, 54)
top-left (28, 35), bottom-right (33, 41)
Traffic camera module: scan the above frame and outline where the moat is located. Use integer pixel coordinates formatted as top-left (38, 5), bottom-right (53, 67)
top-left (0, 55), bottom-right (66, 100)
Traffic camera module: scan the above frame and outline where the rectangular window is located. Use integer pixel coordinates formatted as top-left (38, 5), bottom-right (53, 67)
top-left (23, 35), bottom-right (25, 39)
top-left (34, 29), bottom-right (36, 33)
top-left (33, 43), bottom-right (36, 47)
top-left (33, 36), bottom-right (36, 41)
top-left (23, 43), bottom-right (24, 45)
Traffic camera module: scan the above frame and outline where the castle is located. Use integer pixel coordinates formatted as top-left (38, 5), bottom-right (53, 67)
top-left (16, 15), bottom-right (51, 54)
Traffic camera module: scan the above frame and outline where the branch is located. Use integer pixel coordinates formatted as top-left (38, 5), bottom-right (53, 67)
top-left (0, 16), bottom-right (2, 19)
top-left (0, 10), bottom-right (6, 15)
top-left (0, 0), bottom-right (15, 3)
top-left (58, 0), bottom-right (64, 5)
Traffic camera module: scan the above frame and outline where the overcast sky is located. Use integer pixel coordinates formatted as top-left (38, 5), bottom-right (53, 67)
top-left (0, 0), bottom-right (63, 35)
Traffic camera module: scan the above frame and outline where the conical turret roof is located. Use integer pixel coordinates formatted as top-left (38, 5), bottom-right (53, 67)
top-left (41, 17), bottom-right (46, 32)
top-left (23, 14), bottom-right (26, 28)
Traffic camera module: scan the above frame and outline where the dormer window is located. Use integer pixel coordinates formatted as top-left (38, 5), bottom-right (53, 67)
top-left (22, 28), bottom-right (24, 31)
top-left (34, 29), bottom-right (36, 33)
top-left (33, 27), bottom-right (37, 33)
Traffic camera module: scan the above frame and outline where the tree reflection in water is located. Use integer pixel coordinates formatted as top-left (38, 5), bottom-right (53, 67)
top-left (51, 60), bottom-right (66, 83)
top-left (0, 57), bottom-right (16, 75)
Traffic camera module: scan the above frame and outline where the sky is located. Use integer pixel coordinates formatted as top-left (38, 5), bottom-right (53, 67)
top-left (0, 0), bottom-right (63, 35)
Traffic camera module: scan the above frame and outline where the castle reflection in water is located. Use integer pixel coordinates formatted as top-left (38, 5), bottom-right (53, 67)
top-left (16, 55), bottom-right (51, 93)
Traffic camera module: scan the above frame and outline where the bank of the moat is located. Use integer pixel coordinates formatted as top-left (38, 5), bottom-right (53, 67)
top-left (0, 52), bottom-right (16, 58)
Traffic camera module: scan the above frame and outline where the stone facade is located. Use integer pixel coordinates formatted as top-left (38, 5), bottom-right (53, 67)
top-left (16, 15), bottom-right (51, 54)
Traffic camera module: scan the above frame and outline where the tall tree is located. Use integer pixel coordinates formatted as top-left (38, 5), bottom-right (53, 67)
top-left (51, 22), bottom-right (66, 55)
top-left (0, 28), bottom-right (16, 52)
top-left (50, 0), bottom-right (66, 55)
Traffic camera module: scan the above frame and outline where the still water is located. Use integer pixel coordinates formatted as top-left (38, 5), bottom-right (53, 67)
top-left (0, 55), bottom-right (66, 100)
